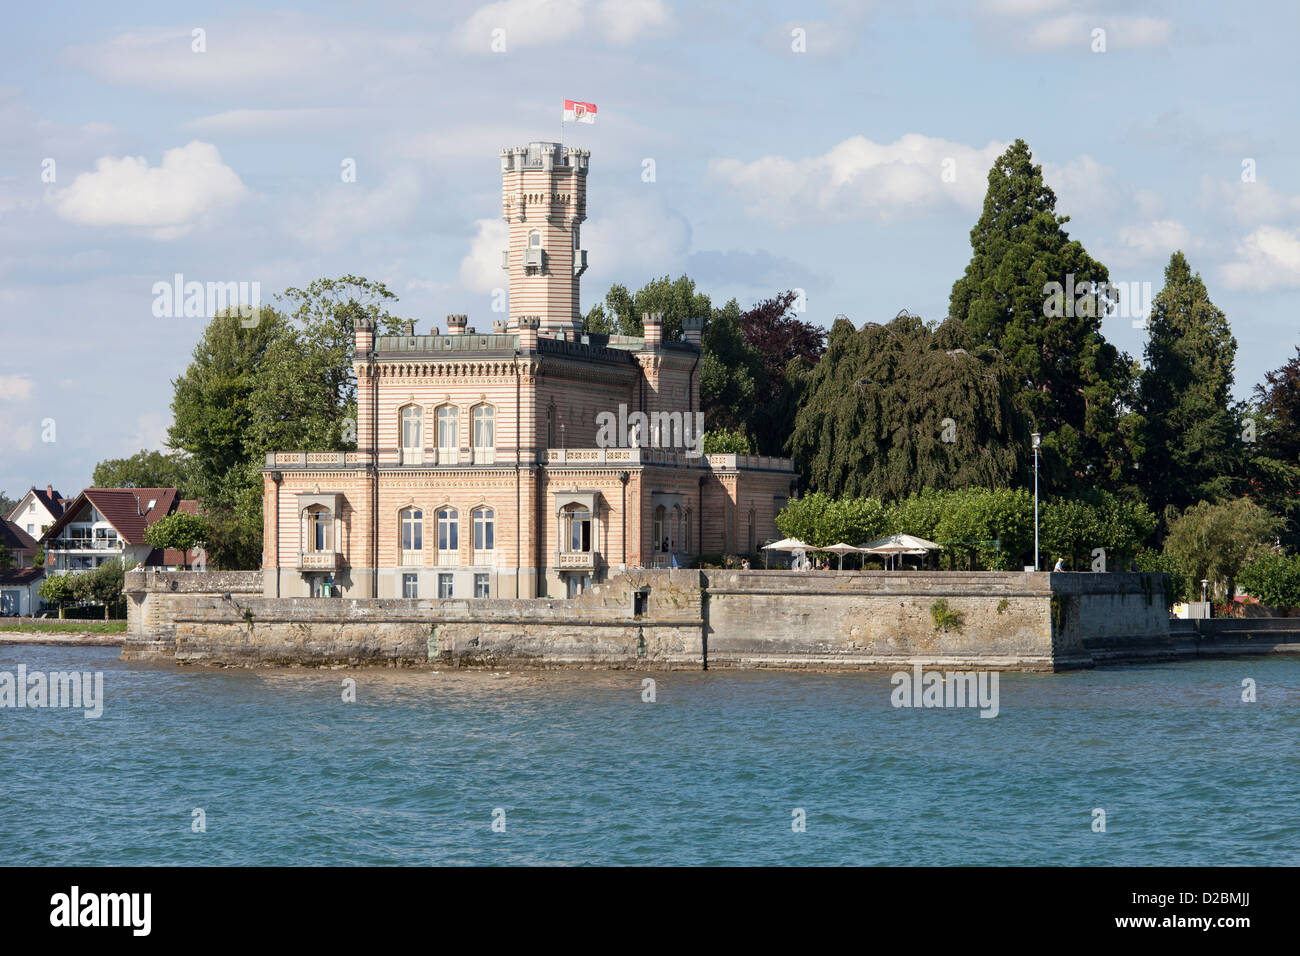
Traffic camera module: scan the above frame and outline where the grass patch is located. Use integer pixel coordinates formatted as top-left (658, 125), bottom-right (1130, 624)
top-left (0, 620), bottom-right (127, 634)
top-left (930, 598), bottom-right (965, 633)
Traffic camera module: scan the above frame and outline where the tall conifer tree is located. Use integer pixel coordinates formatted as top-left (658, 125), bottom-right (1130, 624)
top-left (949, 140), bottom-right (1132, 495)
top-left (1135, 251), bottom-right (1240, 519)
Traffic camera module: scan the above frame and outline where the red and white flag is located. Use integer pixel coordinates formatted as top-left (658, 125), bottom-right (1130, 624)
top-left (563, 99), bottom-right (597, 124)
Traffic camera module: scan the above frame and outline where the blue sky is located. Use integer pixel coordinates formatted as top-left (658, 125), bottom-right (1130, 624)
top-left (3, 0), bottom-right (1299, 498)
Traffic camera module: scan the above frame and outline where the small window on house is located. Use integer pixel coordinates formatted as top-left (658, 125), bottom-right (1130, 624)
top-left (402, 573), bottom-right (419, 599)
top-left (474, 574), bottom-right (490, 599)
top-left (438, 573), bottom-right (454, 599)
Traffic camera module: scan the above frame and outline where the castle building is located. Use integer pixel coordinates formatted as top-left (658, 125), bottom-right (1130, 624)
top-left (262, 142), bottom-right (796, 599)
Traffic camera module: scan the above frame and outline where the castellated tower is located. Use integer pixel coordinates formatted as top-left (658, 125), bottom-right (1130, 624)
top-left (501, 142), bottom-right (590, 337)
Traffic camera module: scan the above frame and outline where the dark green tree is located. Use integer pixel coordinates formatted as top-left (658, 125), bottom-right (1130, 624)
top-left (92, 450), bottom-right (196, 496)
top-left (144, 512), bottom-right (212, 554)
top-left (1247, 347), bottom-right (1300, 549)
top-left (167, 278), bottom-right (408, 569)
top-left (1135, 252), bottom-right (1241, 519)
top-left (790, 314), bottom-right (1030, 499)
top-left (582, 275), bottom-right (711, 341)
top-left (699, 297), bottom-right (761, 437)
top-left (949, 139), bottom-right (1133, 495)
top-left (39, 573), bottom-right (75, 618)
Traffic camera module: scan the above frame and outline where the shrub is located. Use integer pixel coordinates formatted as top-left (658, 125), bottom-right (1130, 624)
top-left (930, 598), bottom-right (964, 632)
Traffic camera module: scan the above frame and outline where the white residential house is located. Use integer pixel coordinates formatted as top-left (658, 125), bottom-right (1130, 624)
top-left (0, 568), bottom-right (43, 616)
top-left (40, 488), bottom-right (201, 575)
top-left (5, 485), bottom-right (67, 540)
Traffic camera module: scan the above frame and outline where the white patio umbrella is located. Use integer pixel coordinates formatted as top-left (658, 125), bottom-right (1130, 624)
top-left (761, 537), bottom-right (810, 568)
top-left (821, 542), bottom-right (861, 570)
top-left (860, 534), bottom-right (940, 569)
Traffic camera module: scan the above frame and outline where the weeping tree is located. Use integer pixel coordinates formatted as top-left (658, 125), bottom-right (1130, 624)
top-left (790, 313), bottom-right (1031, 499)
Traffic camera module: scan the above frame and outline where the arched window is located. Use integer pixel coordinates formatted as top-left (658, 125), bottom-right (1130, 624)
top-left (546, 405), bottom-right (555, 448)
top-left (653, 505), bottom-right (666, 554)
top-left (438, 508), bottom-right (459, 553)
top-left (400, 405), bottom-right (422, 464)
top-left (528, 230), bottom-right (542, 248)
top-left (565, 506), bottom-right (592, 553)
top-left (306, 506), bottom-right (330, 552)
top-left (684, 509), bottom-right (693, 553)
top-left (670, 505), bottom-right (682, 552)
top-left (472, 405), bottom-right (495, 463)
top-left (747, 509), bottom-right (756, 554)
top-left (437, 405), bottom-right (459, 464)
top-left (473, 507), bottom-right (495, 552)
top-left (401, 507), bottom-right (423, 552)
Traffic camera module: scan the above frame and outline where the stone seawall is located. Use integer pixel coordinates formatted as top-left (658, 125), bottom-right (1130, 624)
top-left (122, 568), bottom-right (1192, 671)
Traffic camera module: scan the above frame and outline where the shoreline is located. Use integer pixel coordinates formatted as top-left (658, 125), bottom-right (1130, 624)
top-left (0, 633), bottom-right (125, 647)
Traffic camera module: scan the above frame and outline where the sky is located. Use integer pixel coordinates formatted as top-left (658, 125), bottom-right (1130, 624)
top-left (2, 0), bottom-right (1299, 499)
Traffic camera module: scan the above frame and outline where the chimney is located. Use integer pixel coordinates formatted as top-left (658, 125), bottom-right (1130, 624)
top-left (404, 319), bottom-right (415, 336)
top-left (517, 314), bottom-right (540, 351)
top-left (355, 315), bottom-right (375, 356)
top-left (682, 316), bottom-right (703, 348)
top-left (446, 313), bottom-right (468, 336)
top-left (642, 312), bottom-right (663, 349)
top-left (46, 484), bottom-right (54, 497)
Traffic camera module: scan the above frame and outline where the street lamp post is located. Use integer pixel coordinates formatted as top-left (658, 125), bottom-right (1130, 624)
top-left (1032, 432), bottom-right (1041, 571)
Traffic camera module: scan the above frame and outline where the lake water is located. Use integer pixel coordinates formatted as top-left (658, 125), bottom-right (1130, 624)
top-left (2, 645), bottom-right (1297, 866)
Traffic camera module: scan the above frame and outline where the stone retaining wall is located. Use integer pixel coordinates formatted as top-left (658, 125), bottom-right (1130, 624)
top-left (123, 568), bottom-right (1186, 671)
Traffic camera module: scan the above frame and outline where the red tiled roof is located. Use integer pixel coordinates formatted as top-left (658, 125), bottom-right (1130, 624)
top-left (2, 519), bottom-right (38, 552)
top-left (34, 486), bottom-right (66, 519)
top-left (42, 488), bottom-right (182, 545)
top-left (0, 567), bottom-right (43, 586)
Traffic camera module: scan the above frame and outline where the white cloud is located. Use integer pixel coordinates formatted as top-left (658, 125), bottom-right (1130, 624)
top-left (129, 411), bottom-right (171, 453)
top-left (583, 193), bottom-right (691, 286)
top-left (978, 7), bottom-right (1172, 52)
top-left (1, 413), bottom-right (36, 453)
top-left (1116, 220), bottom-right (1194, 261)
top-left (979, 0), bottom-right (1068, 14)
top-left (594, 0), bottom-right (671, 45)
top-left (454, 0), bottom-right (670, 53)
top-left (1201, 175), bottom-right (1300, 226)
top-left (708, 134), bottom-right (1009, 226)
top-left (64, 20), bottom-right (436, 96)
top-left (183, 108), bottom-right (360, 138)
top-left (1221, 226), bottom-right (1300, 292)
top-left (52, 141), bottom-right (248, 239)
top-left (0, 375), bottom-right (35, 402)
top-left (459, 218), bottom-right (510, 293)
top-left (284, 170), bottom-right (421, 245)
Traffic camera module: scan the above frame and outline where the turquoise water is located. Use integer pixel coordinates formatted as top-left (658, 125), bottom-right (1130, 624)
top-left (2, 645), bottom-right (1297, 866)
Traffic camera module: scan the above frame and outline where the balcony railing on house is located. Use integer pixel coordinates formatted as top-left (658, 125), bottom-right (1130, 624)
top-left (557, 550), bottom-right (598, 570)
top-left (45, 539), bottom-right (124, 551)
top-left (298, 551), bottom-right (343, 571)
